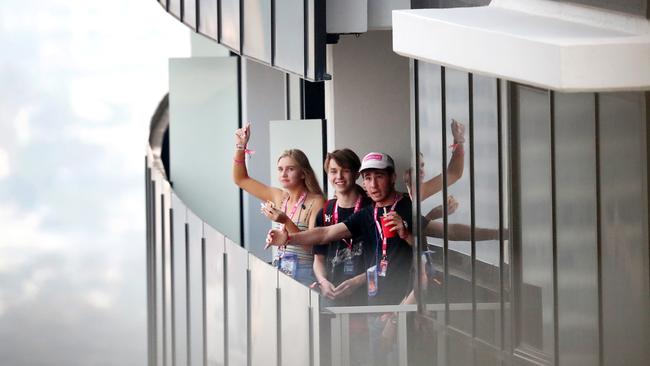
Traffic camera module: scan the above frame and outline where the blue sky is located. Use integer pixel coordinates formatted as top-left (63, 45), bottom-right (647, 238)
top-left (0, 1), bottom-right (188, 364)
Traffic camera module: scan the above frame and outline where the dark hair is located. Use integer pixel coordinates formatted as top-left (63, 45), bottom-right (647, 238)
top-left (277, 149), bottom-right (323, 196)
top-left (323, 149), bottom-right (361, 173)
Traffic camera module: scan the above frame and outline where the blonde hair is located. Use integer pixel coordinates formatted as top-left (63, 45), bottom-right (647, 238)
top-left (277, 149), bottom-right (324, 196)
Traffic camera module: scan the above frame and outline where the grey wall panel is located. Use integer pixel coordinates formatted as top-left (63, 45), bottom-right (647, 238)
top-left (310, 290), bottom-right (321, 366)
top-left (198, 0), bottom-right (219, 40)
top-left (514, 85), bottom-right (554, 358)
top-left (599, 92), bottom-right (650, 366)
top-left (171, 193), bottom-right (189, 366)
top-left (444, 68), bottom-right (472, 334)
top-left (274, 0), bottom-right (305, 75)
top-left (225, 240), bottom-right (249, 366)
top-left (472, 74), bottom-right (501, 346)
top-left (169, 0), bottom-right (182, 19)
top-left (162, 184), bottom-right (174, 366)
top-left (242, 0), bottom-right (272, 64)
top-left (187, 210), bottom-right (205, 366)
top-left (241, 60), bottom-right (286, 261)
top-left (328, 30), bottom-right (411, 192)
top-left (249, 255), bottom-right (278, 366)
top-left (554, 93), bottom-right (599, 366)
top-left (221, 0), bottom-right (241, 52)
top-left (169, 57), bottom-right (241, 243)
top-left (279, 275), bottom-right (311, 366)
top-left (154, 179), bottom-right (164, 366)
top-left (203, 224), bottom-right (226, 366)
top-left (183, 0), bottom-right (197, 29)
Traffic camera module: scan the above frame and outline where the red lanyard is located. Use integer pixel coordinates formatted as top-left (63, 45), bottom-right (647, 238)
top-left (282, 192), bottom-right (307, 222)
top-left (333, 196), bottom-right (362, 249)
top-left (278, 192), bottom-right (307, 255)
top-left (373, 193), bottom-right (402, 260)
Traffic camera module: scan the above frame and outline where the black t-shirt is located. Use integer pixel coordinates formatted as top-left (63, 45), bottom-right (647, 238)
top-left (315, 196), bottom-right (373, 306)
top-left (343, 193), bottom-right (414, 306)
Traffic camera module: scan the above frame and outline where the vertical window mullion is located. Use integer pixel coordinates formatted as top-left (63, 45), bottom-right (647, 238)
top-left (468, 73), bottom-right (477, 341)
top-left (550, 91), bottom-right (559, 366)
top-left (411, 59), bottom-right (425, 314)
top-left (440, 66), bottom-right (449, 326)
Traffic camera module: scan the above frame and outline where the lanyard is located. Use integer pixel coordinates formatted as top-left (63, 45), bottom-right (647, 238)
top-left (278, 192), bottom-right (307, 255)
top-left (333, 196), bottom-right (362, 249)
top-left (282, 191), bottom-right (308, 222)
top-left (373, 193), bottom-right (402, 260)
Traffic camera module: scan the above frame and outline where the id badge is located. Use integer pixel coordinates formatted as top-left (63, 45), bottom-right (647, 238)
top-left (271, 251), bottom-right (282, 268)
top-left (367, 265), bottom-right (378, 297)
top-left (279, 253), bottom-right (298, 278)
top-left (378, 259), bottom-right (388, 277)
top-left (343, 258), bottom-right (355, 275)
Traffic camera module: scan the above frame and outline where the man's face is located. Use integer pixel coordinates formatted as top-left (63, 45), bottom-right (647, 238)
top-left (362, 169), bottom-right (395, 203)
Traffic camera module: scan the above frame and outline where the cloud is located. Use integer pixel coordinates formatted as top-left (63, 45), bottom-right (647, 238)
top-left (0, 148), bottom-right (9, 179)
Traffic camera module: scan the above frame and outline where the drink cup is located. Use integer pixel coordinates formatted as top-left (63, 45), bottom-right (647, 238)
top-left (380, 215), bottom-right (396, 239)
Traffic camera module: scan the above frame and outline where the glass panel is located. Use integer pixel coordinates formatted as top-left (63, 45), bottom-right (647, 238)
top-left (171, 193), bottom-right (188, 366)
top-left (203, 224), bottom-right (226, 366)
top-left (274, 0), bottom-right (305, 76)
top-left (242, 0), bottom-right (272, 64)
top-left (268, 119), bottom-right (325, 195)
top-left (248, 255), bottom-right (278, 366)
top-left (447, 331), bottom-right (473, 366)
top-left (226, 239), bottom-right (249, 366)
top-left (168, 57), bottom-right (241, 243)
top-left (162, 183), bottom-right (174, 366)
top-left (183, 0), bottom-right (197, 29)
top-left (554, 92), bottom-right (599, 366)
top-left (279, 274), bottom-right (311, 366)
top-left (599, 92), bottom-right (650, 365)
top-left (513, 85), bottom-right (554, 358)
top-left (416, 62), bottom-right (445, 323)
top-left (220, 0), bottom-right (241, 52)
top-left (169, 0), bottom-right (181, 19)
top-left (444, 68), bottom-right (472, 334)
top-left (187, 210), bottom-right (205, 366)
top-left (198, 0), bottom-right (219, 39)
top-left (472, 75), bottom-right (501, 346)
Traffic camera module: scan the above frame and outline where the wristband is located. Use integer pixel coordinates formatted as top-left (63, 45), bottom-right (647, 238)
top-left (233, 158), bottom-right (245, 165)
top-left (235, 143), bottom-right (246, 150)
top-left (286, 232), bottom-right (292, 244)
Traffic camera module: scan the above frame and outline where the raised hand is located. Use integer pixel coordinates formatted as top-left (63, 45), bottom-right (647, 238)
top-left (451, 119), bottom-right (465, 144)
top-left (234, 122), bottom-right (251, 147)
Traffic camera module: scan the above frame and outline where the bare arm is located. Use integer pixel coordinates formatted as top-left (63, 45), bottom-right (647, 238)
top-left (413, 120), bottom-right (466, 201)
top-left (233, 123), bottom-right (283, 203)
top-left (313, 254), bottom-right (336, 299)
top-left (424, 220), bottom-right (498, 241)
top-left (265, 222), bottom-right (352, 248)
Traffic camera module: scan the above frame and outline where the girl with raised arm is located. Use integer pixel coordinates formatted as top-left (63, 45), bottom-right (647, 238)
top-left (233, 123), bottom-right (324, 285)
